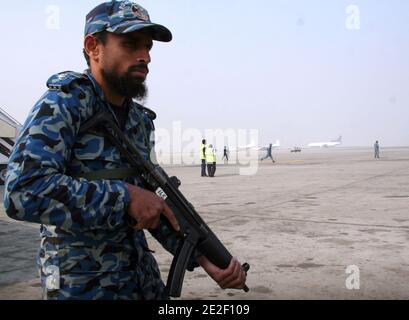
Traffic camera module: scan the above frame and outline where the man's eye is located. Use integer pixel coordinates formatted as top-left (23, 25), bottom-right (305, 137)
top-left (123, 42), bottom-right (136, 47)
top-left (122, 41), bottom-right (151, 50)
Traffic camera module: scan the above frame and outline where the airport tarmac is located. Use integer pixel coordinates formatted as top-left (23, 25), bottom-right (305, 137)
top-left (0, 147), bottom-right (408, 300)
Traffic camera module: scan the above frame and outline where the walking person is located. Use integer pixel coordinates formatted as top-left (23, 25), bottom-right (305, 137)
top-left (222, 146), bottom-right (229, 163)
top-left (374, 140), bottom-right (380, 159)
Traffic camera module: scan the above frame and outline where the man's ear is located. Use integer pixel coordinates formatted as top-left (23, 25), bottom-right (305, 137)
top-left (84, 35), bottom-right (100, 63)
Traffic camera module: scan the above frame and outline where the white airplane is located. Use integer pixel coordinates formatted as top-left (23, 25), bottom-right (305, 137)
top-left (229, 140), bottom-right (280, 151)
top-left (308, 136), bottom-right (342, 148)
top-left (228, 140), bottom-right (257, 152)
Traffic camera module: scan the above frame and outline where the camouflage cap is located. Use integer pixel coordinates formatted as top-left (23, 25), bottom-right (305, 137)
top-left (84, 1), bottom-right (172, 42)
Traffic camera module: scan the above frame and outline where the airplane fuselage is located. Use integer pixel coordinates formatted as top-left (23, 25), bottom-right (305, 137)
top-left (308, 142), bottom-right (341, 148)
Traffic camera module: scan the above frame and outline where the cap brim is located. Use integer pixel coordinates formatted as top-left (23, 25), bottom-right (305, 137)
top-left (107, 21), bottom-right (172, 42)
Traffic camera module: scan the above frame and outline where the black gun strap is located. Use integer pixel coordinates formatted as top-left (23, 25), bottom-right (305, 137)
top-left (72, 168), bottom-right (140, 181)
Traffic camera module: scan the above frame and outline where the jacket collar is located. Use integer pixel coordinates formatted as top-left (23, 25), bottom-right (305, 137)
top-left (84, 69), bottom-right (108, 102)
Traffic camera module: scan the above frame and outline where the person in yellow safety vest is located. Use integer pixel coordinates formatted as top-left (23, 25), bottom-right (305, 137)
top-left (205, 144), bottom-right (217, 177)
top-left (200, 139), bottom-right (207, 177)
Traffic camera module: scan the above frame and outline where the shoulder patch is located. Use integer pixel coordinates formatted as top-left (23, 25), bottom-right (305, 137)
top-left (47, 71), bottom-right (90, 93)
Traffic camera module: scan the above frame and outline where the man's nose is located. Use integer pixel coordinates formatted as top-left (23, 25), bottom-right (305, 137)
top-left (137, 50), bottom-right (151, 64)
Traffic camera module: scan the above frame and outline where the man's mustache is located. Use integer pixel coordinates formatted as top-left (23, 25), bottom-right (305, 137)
top-left (128, 64), bottom-right (149, 74)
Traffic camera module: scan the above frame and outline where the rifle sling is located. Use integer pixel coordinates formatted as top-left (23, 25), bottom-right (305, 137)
top-left (73, 168), bottom-right (140, 181)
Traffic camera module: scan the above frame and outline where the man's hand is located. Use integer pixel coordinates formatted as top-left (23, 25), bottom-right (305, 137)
top-left (126, 184), bottom-right (180, 232)
top-left (197, 256), bottom-right (247, 290)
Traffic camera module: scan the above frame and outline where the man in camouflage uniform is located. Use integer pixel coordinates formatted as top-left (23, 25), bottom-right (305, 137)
top-left (4, 1), bottom-right (246, 300)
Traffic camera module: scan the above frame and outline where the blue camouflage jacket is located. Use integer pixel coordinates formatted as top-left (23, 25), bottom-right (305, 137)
top-left (4, 70), bottom-right (198, 299)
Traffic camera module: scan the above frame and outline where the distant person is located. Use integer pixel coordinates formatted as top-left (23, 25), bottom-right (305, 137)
top-left (206, 144), bottom-right (217, 177)
top-left (374, 141), bottom-right (380, 159)
top-left (200, 139), bottom-right (208, 176)
top-left (260, 144), bottom-right (276, 163)
top-left (222, 146), bottom-right (229, 163)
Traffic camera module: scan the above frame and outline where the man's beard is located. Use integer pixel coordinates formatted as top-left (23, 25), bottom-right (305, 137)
top-left (101, 65), bottom-right (148, 101)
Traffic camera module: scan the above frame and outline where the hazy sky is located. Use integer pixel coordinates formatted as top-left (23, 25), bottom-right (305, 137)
top-left (0, 0), bottom-right (408, 147)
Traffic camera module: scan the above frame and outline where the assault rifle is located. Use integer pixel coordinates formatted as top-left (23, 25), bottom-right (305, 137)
top-left (79, 110), bottom-right (249, 298)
